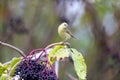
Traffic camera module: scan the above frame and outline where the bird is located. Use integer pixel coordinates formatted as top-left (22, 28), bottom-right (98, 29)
top-left (58, 22), bottom-right (76, 41)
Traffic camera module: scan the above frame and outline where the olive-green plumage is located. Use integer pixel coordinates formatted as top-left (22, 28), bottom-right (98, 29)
top-left (58, 22), bottom-right (76, 41)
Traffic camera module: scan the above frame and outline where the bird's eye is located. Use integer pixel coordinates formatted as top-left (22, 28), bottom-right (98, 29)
top-left (64, 23), bottom-right (68, 27)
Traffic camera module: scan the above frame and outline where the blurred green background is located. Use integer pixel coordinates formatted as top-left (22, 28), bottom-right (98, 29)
top-left (0, 0), bottom-right (120, 80)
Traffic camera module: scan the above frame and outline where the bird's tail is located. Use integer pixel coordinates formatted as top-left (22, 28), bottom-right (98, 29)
top-left (71, 34), bottom-right (78, 39)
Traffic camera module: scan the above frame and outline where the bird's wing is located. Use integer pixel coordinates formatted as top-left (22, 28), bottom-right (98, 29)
top-left (66, 29), bottom-right (77, 39)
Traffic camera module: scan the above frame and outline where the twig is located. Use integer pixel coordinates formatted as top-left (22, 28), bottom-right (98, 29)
top-left (3, 60), bottom-right (12, 66)
top-left (65, 71), bottom-right (78, 80)
top-left (0, 41), bottom-right (26, 57)
top-left (54, 61), bottom-right (59, 77)
top-left (45, 41), bottom-right (70, 49)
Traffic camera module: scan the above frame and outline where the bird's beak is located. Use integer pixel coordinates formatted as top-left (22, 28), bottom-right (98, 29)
top-left (68, 26), bottom-right (72, 30)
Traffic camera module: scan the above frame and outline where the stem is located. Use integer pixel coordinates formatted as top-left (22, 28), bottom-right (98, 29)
top-left (0, 41), bottom-right (26, 57)
top-left (65, 71), bottom-right (78, 80)
top-left (54, 61), bottom-right (59, 77)
top-left (45, 41), bottom-right (70, 49)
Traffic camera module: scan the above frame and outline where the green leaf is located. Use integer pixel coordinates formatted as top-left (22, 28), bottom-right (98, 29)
top-left (9, 57), bottom-right (21, 76)
top-left (71, 49), bottom-right (87, 80)
top-left (9, 57), bottom-right (21, 69)
top-left (52, 47), bottom-right (70, 60)
top-left (48, 45), bottom-right (70, 64)
top-left (0, 74), bottom-right (9, 80)
top-left (9, 60), bottom-right (21, 76)
top-left (0, 57), bottom-right (21, 78)
top-left (0, 63), bottom-right (9, 75)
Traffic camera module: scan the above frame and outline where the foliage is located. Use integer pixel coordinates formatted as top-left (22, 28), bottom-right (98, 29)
top-left (48, 45), bottom-right (87, 80)
top-left (48, 45), bottom-right (69, 64)
top-left (0, 57), bottom-right (21, 80)
top-left (71, 49), bottom-right (87, 80)
top-left (0, 42), bottom-right (87, 80)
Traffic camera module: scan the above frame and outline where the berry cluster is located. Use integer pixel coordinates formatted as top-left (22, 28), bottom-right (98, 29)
top-left (14, 59), bottom-right (58, 80)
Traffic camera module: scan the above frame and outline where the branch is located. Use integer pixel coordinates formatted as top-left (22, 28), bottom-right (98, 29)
top-left (54, 61), bottom-right (59, 77)
top-left (45, 41), bottom-right (70, 49)
top-left (0, 41), bottom-right (26, 57)
top-left (65, 71), bottom-right (78, 80)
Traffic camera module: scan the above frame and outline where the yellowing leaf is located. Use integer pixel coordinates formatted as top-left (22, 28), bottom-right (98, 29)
top-left (48, 45), bottom-right (70, 64)
top-left (71, 49), bottom-right (87, 80)
top-left (52, 48), bottom-right (70, 60)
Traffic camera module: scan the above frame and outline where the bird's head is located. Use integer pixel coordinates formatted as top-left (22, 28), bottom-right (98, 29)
top-left (58, 22), bottom-right (68, 31)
